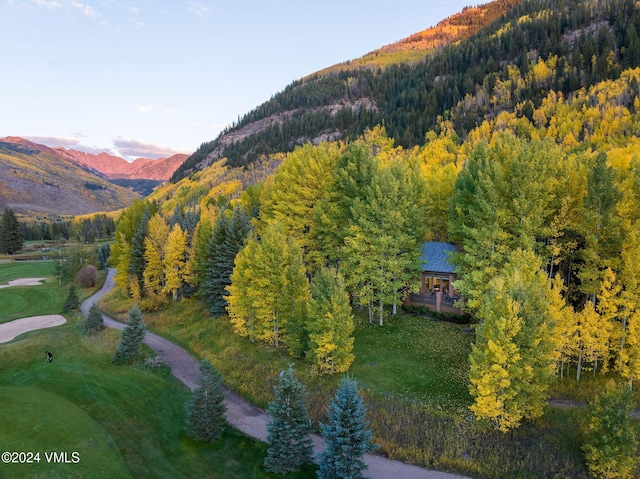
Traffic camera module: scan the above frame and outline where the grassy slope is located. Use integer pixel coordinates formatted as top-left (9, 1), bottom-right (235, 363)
top-left (99, 291), bottom-right (603, 478)
top-left (0, 262), bottom-right (62, 324)
top-left (0, 262), bottom-right (314, 479)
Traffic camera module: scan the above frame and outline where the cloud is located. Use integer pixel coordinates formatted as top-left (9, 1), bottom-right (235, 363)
top-left (32, 0), bottom-right (62, 9)
top-left (128, 6), bottom-right (140, 14)
top-left (113, 137), bottom-right (191, 160)
top-left (136, 104), bottom-right (154, 113)
top-left (187, 1), bottom-right (210, 17)
top-left (209, 122), bottom-right (228, 132)
top-left (24, 135), bottom-right (80, 149)
top-left (70, 1), bottom-right (98, 18)
top-left (23, 135), bottom-right (116, 155)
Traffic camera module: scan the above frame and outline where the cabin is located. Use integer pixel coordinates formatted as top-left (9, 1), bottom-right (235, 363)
top-left (406, 242), bottom-right (463, 315)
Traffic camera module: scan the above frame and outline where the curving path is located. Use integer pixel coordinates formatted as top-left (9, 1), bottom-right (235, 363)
top-left (83, 269), bottom-right (469, 479)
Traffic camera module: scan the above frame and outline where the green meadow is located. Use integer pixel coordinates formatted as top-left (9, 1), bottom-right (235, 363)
top-left (0, 262), bottom-right (313, 479)
top-left (100, 290), bottom-right (595, 478)
top-left (0, 262), bottom-right (62, 324)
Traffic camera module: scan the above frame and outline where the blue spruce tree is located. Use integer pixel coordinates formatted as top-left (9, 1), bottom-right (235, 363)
top-left (113, 305), bottom-right (146, 364)
top-left (264, 366), bottom-right (313, 474)
top-left (318, 378), bottom-right (377, 479)
top-left (186, 359), bottom-right (227, 443)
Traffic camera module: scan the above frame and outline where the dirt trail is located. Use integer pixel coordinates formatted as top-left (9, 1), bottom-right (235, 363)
top-left (83, 269), bottom-right (469, 479)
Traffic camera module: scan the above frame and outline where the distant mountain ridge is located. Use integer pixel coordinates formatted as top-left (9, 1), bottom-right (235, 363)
top-left (0, 137), bottom-right (140, 216)
top-left (55, 147), bottom-right (189, 181)
top-left (1, 136), bottom-right (188, 182)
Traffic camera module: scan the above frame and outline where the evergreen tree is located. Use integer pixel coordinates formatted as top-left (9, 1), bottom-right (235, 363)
top-left (186, 359), bottom-right (227, 443)
top-left (61, 284), bottom-right (80, 313)
top-left (128, 206), bottom-right (151, 294)
top-left (317, 378), bottom-right (377, 479)
top-left (0, 208), bottom-right (23, 254)
top-left (113, 305), bottom-right (147, 364)
top-left (264, 366), bottom-right (313, 474)
top-left (583, 380), bottom-right (640, 479)
top-left (86, 302), bottom-right (104, 331)
top-left (308, 267), bottom-right (355, 374)
top-left (202, 206), bottom-right (252, 316)
top-left (97, 246), bottom-right (107, 270)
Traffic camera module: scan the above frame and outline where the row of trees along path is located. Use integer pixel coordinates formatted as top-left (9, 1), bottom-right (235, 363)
top-left (82, 269), bottom-right (468, 479)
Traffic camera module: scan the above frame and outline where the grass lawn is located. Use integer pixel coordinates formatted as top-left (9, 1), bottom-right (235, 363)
top-left (0, 262), bottom-right (315, 479)
top-left (350, 313), bottom-right (472, 412)
top-left (99, 291), bottom-right (599, 478)
top-left (0, 262), bottom-right (63, 324)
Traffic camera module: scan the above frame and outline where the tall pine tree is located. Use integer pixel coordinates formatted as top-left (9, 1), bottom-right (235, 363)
top-left (113, 305), bottom-right (147, 364)
top-left (317, 378), bottom-right (377, 479)
top-left (264, 366), bottom-right (313, 474)
top-left (186, 359), bottom-right (227, 443)
top-left (0, 208), bottom-right (23, 254)
top-left (202, 206), bottom-right (252, 316)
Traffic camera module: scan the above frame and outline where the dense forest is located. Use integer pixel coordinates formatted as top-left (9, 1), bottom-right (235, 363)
top-left (173, 0), bottom-right (640, 180)
top-left (107, 0), bottom-right (640, 476)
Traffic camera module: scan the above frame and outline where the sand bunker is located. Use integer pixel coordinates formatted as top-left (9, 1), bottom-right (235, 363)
top-left (0, 278), bottom-right (47, 289)
top-left (0, 315), bottom-right (67, 344)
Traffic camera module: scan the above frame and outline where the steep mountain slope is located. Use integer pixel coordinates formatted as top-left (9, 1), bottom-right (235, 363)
top-left (172, 0), bottom-right (640, 181)
top-left (172, 0), bottom-right (521, 180)
top-left (0, 137), bottom-right (140, 216)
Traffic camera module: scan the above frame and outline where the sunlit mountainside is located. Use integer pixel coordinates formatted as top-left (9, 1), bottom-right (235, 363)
top-left (0, 137), bottom-right (140, 216)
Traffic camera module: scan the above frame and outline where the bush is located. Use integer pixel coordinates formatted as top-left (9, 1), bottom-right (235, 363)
top-left (75, 265), bottom-right (98, 288)
top-left (583, 380), bottom-right (640, 478)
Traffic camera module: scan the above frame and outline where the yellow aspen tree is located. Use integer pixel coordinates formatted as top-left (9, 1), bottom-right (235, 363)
top-left (548, 275), bottom-right (576, 379)
top-left (258, 142), bottom-right (340, 271)
top-left (594, 268), bottom-right (619, 375)
top-left (163, 223), bottom-right (188, 301)
top-left (618, 225), bottom-right (640, 388)
top-left (469, 250), bottom-right (557, 432)
top-left (620, 309), bottom-right (640, 390)
top-left (143, 214), bottom-right (170, 308)
top-left (307, 267), bottom-right (354, 374)
top-left (226, 236), bottom-right (259, 341)
top-left (226, 223), bottom-right (309, 355)
top-left (573, 302), bottom-right (610, 382)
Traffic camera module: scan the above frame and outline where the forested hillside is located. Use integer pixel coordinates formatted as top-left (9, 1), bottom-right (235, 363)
top-left (173, 0), bottom-right (640, 180)
top-left (107, 0), bottom-right (640, 476)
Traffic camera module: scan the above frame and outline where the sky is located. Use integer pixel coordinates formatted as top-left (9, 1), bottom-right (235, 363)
top-left (1, 0), bottom-right (475, 160)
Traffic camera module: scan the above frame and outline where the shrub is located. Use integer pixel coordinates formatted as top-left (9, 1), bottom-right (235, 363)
top-left (583, 380), bottom-right (640, 478)
top-left (75, 265), bottom-right (98, 288)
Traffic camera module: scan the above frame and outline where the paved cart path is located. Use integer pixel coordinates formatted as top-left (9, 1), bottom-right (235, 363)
top-left (82, 269), bottom-right (469, 479)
